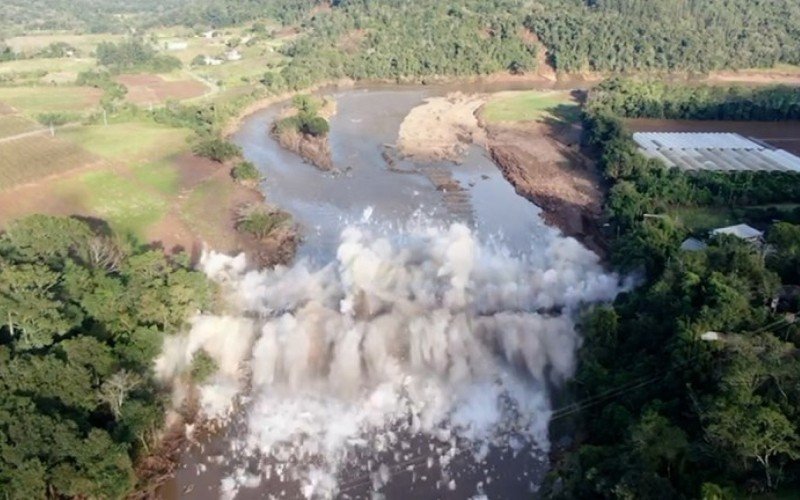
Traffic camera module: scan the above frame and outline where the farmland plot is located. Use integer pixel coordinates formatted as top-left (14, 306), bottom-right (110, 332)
top-left (0, 135), bottom-right (98, 189)
top-left (0, 115), bottom-right (41, 139)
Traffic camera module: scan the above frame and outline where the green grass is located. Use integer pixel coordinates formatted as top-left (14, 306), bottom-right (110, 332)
top-left (0, 86), bottom-right (102, 116)
top-left (671, 207), bottom-right (738, 233)
top-left (0, 57), bottom-right (96, 77)
top-left (57, 169), bottom-right (167, 239)
top-left (59, 121), bottom-right (190, 163)
top-left (482, 91), bottom-right (579, 124)
top-left (133, 159), bottom-right (180, 195)
top-left (5, 33), bottom-right (124, 55)
top-left (181, 177), bottom-right (233, 240)
top-left (671, 204), bottom-right (800, 233)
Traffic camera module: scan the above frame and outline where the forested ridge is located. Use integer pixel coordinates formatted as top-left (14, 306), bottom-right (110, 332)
top-left (0, 216), bottom-right (212, 497)
top-left (6, 1), bottom-right (800, 82)
top-left (543, 80), bottom-right (800, 498)
top-left (253, 0), bottom-right (800, 89)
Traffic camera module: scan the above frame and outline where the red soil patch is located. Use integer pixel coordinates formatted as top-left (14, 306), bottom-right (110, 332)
top-left (0, 102), bottom-right (16, 115)
top-left (116, 74), bottom-right (209, 105)
top-left (174, 152), bottom-right (223, 190)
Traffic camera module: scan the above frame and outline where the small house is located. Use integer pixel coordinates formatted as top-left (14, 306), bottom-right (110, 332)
top-left (165, 40), bottom-right (188, 51)
top-left (225, 49), bottom-right (243, 61)
top-left (203, 56), bottom-right (223, 66)
top-left (680, 237), bottom-right (708, 252)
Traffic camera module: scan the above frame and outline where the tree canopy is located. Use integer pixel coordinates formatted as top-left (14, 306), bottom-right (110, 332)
top-left (0, 215), bottom-right (211, 498)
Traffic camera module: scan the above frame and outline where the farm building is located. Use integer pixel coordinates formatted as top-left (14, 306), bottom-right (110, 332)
top-left (165, 40), bottom-right (188, 51)
top-left (680, 224), bottom-right (764, 253)
top-left (633, 132), bottom-right (800, 173)
top-left (711, 223), bottom-right (764, 243)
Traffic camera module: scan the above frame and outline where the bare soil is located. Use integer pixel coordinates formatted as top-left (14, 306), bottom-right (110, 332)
top-left (397, 92), bottom-right (487, 163)
top-left (396, 91), bottom-right (606, 253)
top-left (116, 74), bottom-right (209, 105)
top-left (707, 69), bottom-right (800, 86)
top-left (482, 118), bottom-right (606, 255)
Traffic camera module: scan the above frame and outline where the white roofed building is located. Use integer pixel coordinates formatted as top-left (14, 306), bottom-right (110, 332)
top-left (710, 224), bottom-right (764, 243)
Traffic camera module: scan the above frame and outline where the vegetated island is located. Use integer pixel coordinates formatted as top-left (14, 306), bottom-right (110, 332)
top-left (271, 94), bottom-right (335, 171)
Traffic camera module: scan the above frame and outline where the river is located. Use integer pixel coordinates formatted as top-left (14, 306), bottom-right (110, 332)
top-left (158, 83), bottom-right (620, 499)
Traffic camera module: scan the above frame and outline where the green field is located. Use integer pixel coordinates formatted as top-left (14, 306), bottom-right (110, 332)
top-left (133, 159), bottom-right (181, 195)
top-left (0, 57), bottom-right (96, 82)
top-left (0, 86), bottom-right (102, 116)
top-left (482, 91), bottom-right (580, 124)
top-left (0, 135), bottom-right (97, 189)
top-left (0, 115), bottom-right (41, 139)
top-left (5, 33), bottom-right (124, 55)
top-left (672, 204), bottom-right (800, 233)
top-left (59, 121), bottom-right (191, 163)
top-left (56, 169), bottom-right (168, 238)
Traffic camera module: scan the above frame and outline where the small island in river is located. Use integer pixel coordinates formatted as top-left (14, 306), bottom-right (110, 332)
top-left (271, 94), bottom-right (336, 171)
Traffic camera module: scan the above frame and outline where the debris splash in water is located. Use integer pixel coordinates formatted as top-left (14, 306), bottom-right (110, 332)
top-left (158, 222), bottom-right (622, 498)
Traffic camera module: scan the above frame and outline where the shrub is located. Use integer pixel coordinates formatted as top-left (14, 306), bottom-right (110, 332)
top-left (301, 114), bottom-right (329, 136)
top-left (37, 112), bottom-right (79, 126)
top-left (190, 349), bottom-right (218, 384)
top-left (192, 136), bottom-right (242, 162)
top-left (236, 204), bottom-right (290, 239)
top-left (232, 161), bottom-right (261, 183)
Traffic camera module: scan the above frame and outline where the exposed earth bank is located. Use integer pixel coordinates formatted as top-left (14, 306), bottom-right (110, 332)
top-left (397, 91), bottom-right (605, 254)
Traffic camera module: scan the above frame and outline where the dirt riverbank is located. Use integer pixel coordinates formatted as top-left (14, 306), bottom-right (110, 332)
top-left (396, 91), bottom-right (606, 254)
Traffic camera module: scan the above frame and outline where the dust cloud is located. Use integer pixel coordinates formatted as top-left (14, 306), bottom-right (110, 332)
top-left (157, 220), bottom-right (622, 498)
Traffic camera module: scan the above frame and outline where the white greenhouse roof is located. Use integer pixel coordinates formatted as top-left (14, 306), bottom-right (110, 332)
top-left (633, 132), bottom-right (800, 173)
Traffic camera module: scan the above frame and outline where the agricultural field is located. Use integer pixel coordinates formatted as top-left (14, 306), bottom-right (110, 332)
top-left (0, 114), bottom-right (41, 139)
top-left (0, 134), bottom-right (99, 189)
top-left (5, 33), bottom-right (125, 56)
top-left (0, 86), bottom-right (102, 116)
top-left (482, 90), bottom-right (580, 124)
top-left (55, 169), bottom-right (168, 238)
top-left (0, 57), bottom-right (96, 84)
top-left (58, 120), bottom-right (191, 163)
top-left (115, 73), bottom-right (210, 105)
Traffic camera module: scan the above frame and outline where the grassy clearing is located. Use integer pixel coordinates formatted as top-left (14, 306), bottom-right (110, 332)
top-left (482, 90), bottom-right (579, 124)
top-left (671, 204), bottom-right (800, 233)
top-left (671, 206), bottom-right (738, 232)
top-left (0, 115), bottom-right (41, 139)
top-left (58, 121), bottom-right (190, 163)
top-left (0, 135), bottom-right (97, 190)
top-left (56, 169), bottom-right (168, 238)
top-left (133, 160), bottom-right (180, 195)
top-left (5, 34), bottom-right (124, 55)
top-left (0, 86), bottom-right (102, 116)
top-left (0, 58), bottom-right (96, 78)
top-left (181, 177), bottom-right (233, 241)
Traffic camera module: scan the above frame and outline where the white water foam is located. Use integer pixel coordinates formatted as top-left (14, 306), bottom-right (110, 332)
top-left (158, 221), bottom-right (622, 498)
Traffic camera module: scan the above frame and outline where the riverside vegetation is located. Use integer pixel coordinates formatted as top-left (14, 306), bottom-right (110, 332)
top-left (542, 80), bottom-right (800, 498)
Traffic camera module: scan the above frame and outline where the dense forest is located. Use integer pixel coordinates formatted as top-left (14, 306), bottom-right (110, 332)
top-left (529, 0), bottom-right (800, 73)
top-left (542, 80), bottom-right (800, 498)
top-left (4, 0), bottom-right (800, 80)
top-left (0, 216), bottom-right (211, 497)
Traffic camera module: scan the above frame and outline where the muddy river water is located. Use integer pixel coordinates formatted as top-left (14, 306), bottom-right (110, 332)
top-left (159, 82), bottom-right (621, 499)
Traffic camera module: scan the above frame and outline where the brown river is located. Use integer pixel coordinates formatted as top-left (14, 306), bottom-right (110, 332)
top-left (158, 82), bottom-right (622, 500)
